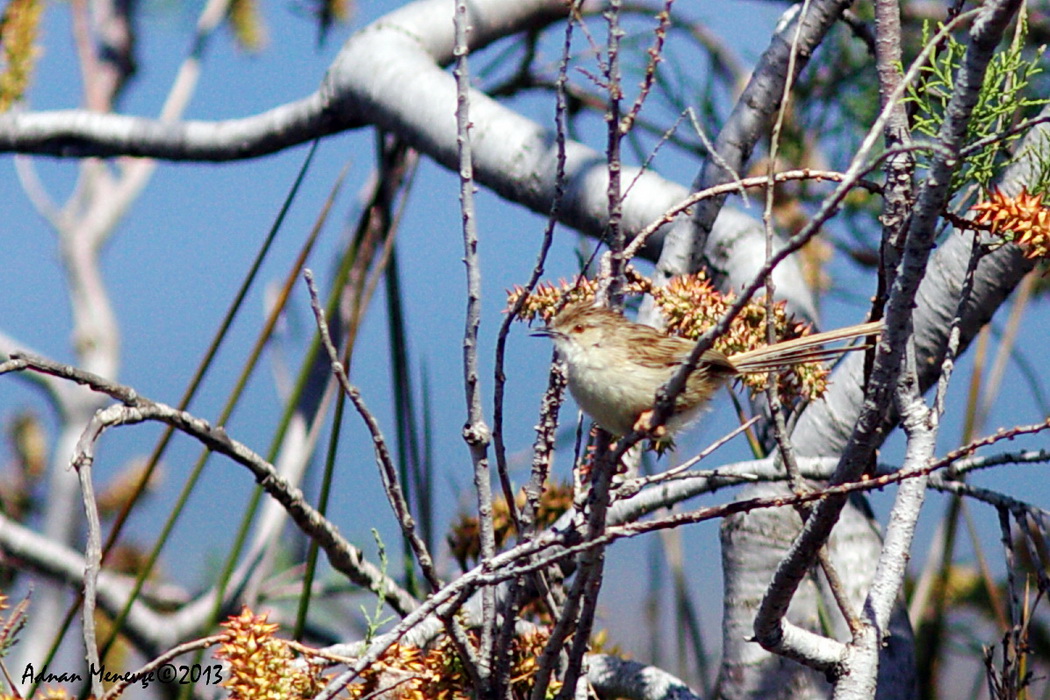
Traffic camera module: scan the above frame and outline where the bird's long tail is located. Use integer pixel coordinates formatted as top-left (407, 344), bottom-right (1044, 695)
top-left (729, 320), bottom-right (883, 374)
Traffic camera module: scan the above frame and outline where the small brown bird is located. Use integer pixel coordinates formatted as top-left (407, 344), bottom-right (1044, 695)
top-left (534, 302), bottom-right (882, 437)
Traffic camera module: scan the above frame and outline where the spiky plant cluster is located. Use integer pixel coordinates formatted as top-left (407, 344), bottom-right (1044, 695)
top-left (215, 607), bottom-right (323, 700)
top-left (0, 593), bottom-right (68, 700)
top-left (506, 269), bottom-right (652, 323)
top-left (0, 594), bottom-right (13, 668)
top-left (506, 278), bottom-right (602, 323)
top-left (0, 691), bottom-right (73, 700)
top-left (652, 273), bottom-right (830, 400)
top-left (499, 631), bottom-right (563, 699)
top-left (971, 187), bottom-right (1050, 260)
top-left (0, 591), bottom-right (27, 660)
top-left (0, 0), bottom-right (41, 112)
top-left (346, 641), bottom-right (434, 699)
top-left (346, 631), bottom-right (560, 700)
top-left (448, 482), bottom-right (572, 570)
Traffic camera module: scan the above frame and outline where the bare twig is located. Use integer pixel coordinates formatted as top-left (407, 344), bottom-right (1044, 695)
top-left (99, 634), bottom-right (226, 700)
top-left (493, 16), bottom-right (582, 685)
top-left (452, 0), bottom-right (494, 689)
top-left (302, 271), bottom-right (440, 591)
top-left (494, 0), bottom-right (575, 542)
top-left (72, 425), bottom-right (105, 699)
top-left (618, 0), bottom-right (672, 136)
top-left (622, 168), bottom-right (882, 262)
top-left (2, 351), bottom-right (420, 617)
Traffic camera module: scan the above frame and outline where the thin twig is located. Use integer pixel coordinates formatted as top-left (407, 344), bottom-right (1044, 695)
top-left (72, 427), bottom-right (105, 698)
top-left (2, 351), bottom-right (420, 616)
top-left (619, 416), bottom-right (760, 494)
top-left (303, 270), bottom-right (441, 590)
top-left (99, 635), bottom-right (226, 700)
top-left (492, 0), bottom-right (576, 541)
top-left (622, 169), bottom-right (882, 263)
top-left (301, 270), bottom-right (490, 679)
top-left (452, 0), bottom-right (495, 689)
top-left (618, 0), bottom-right (671, 136)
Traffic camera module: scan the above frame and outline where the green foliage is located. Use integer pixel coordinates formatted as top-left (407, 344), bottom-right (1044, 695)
top-left (1016, 129), bottom-right (1050, 197)
top-left (906, 18), bottom-right (1049, 194)
top-left (360, 529), bottom-right (395, 643)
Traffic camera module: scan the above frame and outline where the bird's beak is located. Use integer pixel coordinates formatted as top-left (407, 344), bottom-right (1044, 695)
top-left (530, 326), bottom-right (556, 339)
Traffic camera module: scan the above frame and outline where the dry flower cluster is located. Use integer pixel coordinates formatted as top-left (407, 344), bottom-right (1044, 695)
top-left (653, 273), bottom-right (830, 400)
top-left (0, 593), bottom-right (71, 700)
top-left (448, 481), bottom-right (572, 570)
top-left (0, 0), bottom-right (41, 112)
top-left (506, 268), bottom-right (652, 324)
top-left (0, 597), bottom-right (563, 700)
top-left (215, 608), bottom-right (324, 700)
top-left (971, 187), bottom-right (1050, 259)
top-left (0, 692), bottom-right (71, 700)
top-left (344, 630), bottom-right (560, 700)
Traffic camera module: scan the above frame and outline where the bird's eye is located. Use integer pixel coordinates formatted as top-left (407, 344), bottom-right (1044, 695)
top-left (573, 324), bottom-right (584, 333)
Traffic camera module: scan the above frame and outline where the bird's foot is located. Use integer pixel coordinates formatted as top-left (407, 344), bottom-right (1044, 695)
top-left (634, 410), bottom-right (676, 455)
top-left (633, 409), bottom-right (668, 438)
